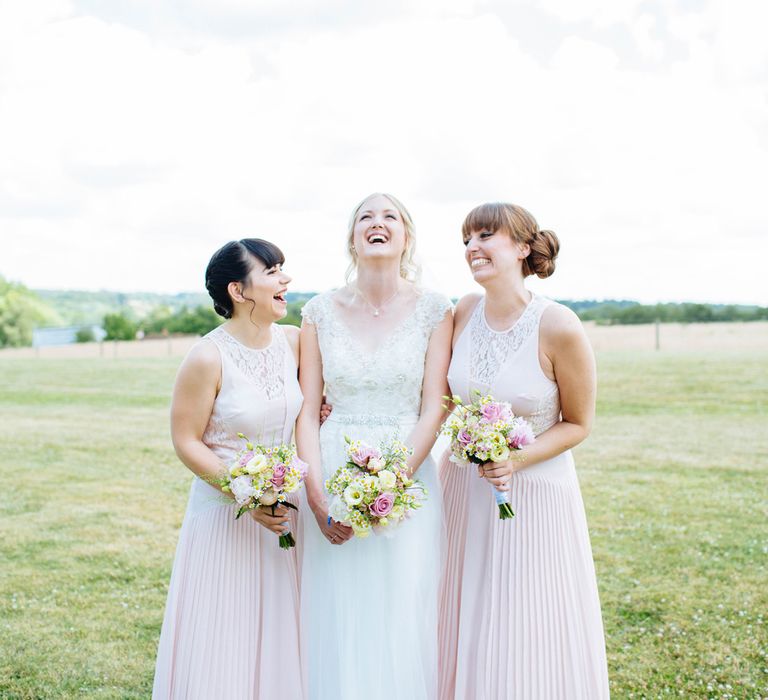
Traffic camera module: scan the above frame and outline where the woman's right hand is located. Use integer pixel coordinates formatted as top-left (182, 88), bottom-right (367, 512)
top-left (249, 504), bottom-right (291, 535)
top-left (313, 508), bottom-right (354, 545)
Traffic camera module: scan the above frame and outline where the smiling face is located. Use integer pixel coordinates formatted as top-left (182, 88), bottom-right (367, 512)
top-left (345, 193), bottom-right (419, 281)
top-left (351, 194), bottom-right (407, 264)
top-left (230, 258), bottom-right (292, 322)
top-left (463, 228), bottom-right (528, 284)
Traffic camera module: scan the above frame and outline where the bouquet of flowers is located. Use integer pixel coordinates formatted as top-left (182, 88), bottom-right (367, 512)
top-left (325, 436), bottom-right (427, 538)
top-left (219, 433), bottom-right (308, 549)
top-left (441, 392), bottom-right (535, 519)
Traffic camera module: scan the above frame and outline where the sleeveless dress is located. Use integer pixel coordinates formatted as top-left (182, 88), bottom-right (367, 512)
top-left (300, 288), bottom-right (452, 700)
top-left (438, 294), bottom-right (610, 700)
top-left (153, 325), bottom-right (304, 700)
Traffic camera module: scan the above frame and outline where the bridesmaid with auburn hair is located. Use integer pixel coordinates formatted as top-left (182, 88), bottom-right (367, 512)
top-left (438, 203), bottom-right (610, 699)
top-left (153, 239), bottom-right (304, 699)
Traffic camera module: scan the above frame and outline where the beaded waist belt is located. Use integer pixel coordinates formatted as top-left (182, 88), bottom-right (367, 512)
top-left (325, 412), bottom-right (419, 427)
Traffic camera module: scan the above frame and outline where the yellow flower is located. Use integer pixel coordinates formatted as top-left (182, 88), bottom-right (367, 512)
top-left (352, 521), bottom-right (371, 538)
top-left (490, 445), bottom-right (510, 462)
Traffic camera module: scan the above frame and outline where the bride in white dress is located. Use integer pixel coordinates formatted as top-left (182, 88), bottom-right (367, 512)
top-left (296, 193), bottom-right (452, 699)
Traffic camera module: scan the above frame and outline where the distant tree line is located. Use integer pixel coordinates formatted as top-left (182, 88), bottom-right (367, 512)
top-left (0, 275), bottom-right (765, 348)
top-left (99, 302), bottom-right (304, 341)
top-left (564, 301), bottom-right (768, 325)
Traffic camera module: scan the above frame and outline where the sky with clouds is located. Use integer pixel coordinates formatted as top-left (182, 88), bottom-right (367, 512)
top-left (1, 0), bottom-right (766, 304)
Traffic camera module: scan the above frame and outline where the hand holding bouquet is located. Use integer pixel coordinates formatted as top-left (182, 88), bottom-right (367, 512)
top-left (219, 434), bottom-right (308, 549)
top-left (325, 437), bottom-right (427, 538)
top-left (441, 392), bottom-right (535, 519)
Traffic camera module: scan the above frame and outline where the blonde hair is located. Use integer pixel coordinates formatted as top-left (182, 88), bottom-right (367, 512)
top-left (461, 202), bottom-right (559, 278)
top-left (345, 193), bottom-right (420, 282)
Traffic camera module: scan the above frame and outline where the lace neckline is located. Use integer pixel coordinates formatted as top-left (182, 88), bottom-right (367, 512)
top-left (326, 289), bottom-right (426, 358)
top-left (479, 293), bottom-right (537, 335)
top-left (214, 325), bottom-right (277, 352)
top-left (468, 293), bottom-right (546, 388)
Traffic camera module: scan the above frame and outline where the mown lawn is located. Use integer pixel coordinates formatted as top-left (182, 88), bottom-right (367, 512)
top-left (0, 353), bottom-right (766, 698)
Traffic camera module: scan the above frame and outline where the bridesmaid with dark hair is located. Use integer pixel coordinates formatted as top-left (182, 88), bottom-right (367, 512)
top-left (153, 239), bottom-right (304, 699)
top-left (438, 204), bottom-right (610, 699)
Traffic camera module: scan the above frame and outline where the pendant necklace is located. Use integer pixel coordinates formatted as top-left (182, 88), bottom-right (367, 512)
top-left (355, 285), bottom-right (401, 317)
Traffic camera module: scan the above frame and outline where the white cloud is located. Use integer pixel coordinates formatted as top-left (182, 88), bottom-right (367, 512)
top-left (0, 0), bottom-right (766, 305)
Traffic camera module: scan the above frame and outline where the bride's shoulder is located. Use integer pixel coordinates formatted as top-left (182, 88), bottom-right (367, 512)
top-left (413, 286), bottom-right (453, 328)
top-left (300, 289), bottom-right (338, 326)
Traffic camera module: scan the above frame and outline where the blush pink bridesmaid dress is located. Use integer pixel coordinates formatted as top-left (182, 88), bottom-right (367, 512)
top-left (439, 294), bottom-right (610, 699)
top-left (153, 325), bottom-right (304, 699)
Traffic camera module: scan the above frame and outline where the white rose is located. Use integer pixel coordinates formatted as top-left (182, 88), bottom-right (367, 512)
top-left (329, 497), bottom-right (350, 524)
top-left (367, 456), bottom-right (386, 472)
top-left (230, 475), bottom-right (257, 505)
top-left (259, 489), bottom-right (279, 506)
top-left (244, 453), bottom-right (268, 474)
top-left (378, 469), bottom-right (396, 490)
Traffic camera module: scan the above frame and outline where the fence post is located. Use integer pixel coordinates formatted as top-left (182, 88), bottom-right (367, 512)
top-left (655, 319), bottom-right (660, 351)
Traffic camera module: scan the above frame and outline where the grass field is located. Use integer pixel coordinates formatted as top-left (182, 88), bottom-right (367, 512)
top-left (0, 352), bottom-right (767, 698)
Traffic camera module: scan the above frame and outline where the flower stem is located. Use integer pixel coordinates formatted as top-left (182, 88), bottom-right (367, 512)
top-left (279, 532), bottom-right (296, 549)
top-left (498, 503), bottom-right (515, 520)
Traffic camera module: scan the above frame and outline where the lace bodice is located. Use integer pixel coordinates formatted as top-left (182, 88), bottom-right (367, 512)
top-left (448, 294), bottom-right (561, 436)
top-left (302, 289), bottom-right (451, 418)
top-left (469, 295), bottom-right (546, 387)
top-left (206, 325), bottom-right (286, 400)
top-left (201, 325), bottom-right (302, 459)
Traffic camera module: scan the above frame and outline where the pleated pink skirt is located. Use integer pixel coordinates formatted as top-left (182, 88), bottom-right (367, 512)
top-left (153, 486), bottom-right (303, 700)
top-left (438, 450), bottom-right (609, 700)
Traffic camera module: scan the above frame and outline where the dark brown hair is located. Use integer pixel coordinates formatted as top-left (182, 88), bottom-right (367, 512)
top-left (205, 239), bottom-right (285, 318)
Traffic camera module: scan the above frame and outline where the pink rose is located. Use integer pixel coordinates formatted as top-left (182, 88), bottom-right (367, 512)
top-left (481, 402), bottom-right (512, 423)
top-left (457, 428), bottom-right (472, 446)
top-left (271, 464), bottom-right (287, 488)
top-left (239, 450), bottom-right (254, 467)
top-left (508, 420), bottom-right (535, 449)
top-left (369, 492), bottom-right (394, 518)
top-left (351, 444), bottom-right (381, 468)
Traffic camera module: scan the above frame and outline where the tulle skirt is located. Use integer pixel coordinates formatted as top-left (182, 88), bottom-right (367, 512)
top-left (153, 479), bottom-right (304, 699)
top-left (301, 415), bottom-right (443, 700)
top-left (438, 450), bottom-right (609, 699)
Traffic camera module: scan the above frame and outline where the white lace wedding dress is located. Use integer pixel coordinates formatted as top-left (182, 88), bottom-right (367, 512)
top-left (300, 288), bottom-right (451, 700)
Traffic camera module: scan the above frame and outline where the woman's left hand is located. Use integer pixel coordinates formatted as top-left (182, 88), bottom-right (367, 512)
top-left (478, 460), bottom-right (517, 491)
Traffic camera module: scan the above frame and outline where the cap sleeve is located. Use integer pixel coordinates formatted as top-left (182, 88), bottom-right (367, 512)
top-left (300, 293), bottom-right (325, 326)
top-left (416, 289), bottom-right (453, 335)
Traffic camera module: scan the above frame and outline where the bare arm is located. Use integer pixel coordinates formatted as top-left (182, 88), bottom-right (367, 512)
top-left (296, 319), bottom-right (353, 543)
top-left (170, 339), bottom-right (290, 534)
top-left (483, 304), bottom-right (596, 487)
top-left (451, 293), bottom-right (481, 349)
top-left (405, 310), bottom-right (453, 475)
top-left (170, 340), bottom-right (229, 486)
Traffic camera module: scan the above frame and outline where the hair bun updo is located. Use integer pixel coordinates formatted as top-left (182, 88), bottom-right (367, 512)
top-left (204, 239), bottom-right (285, 319)
top-left (461, 202), bottom-right (560, 280)
top-left (524, 228), bottom-right (559, 279)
